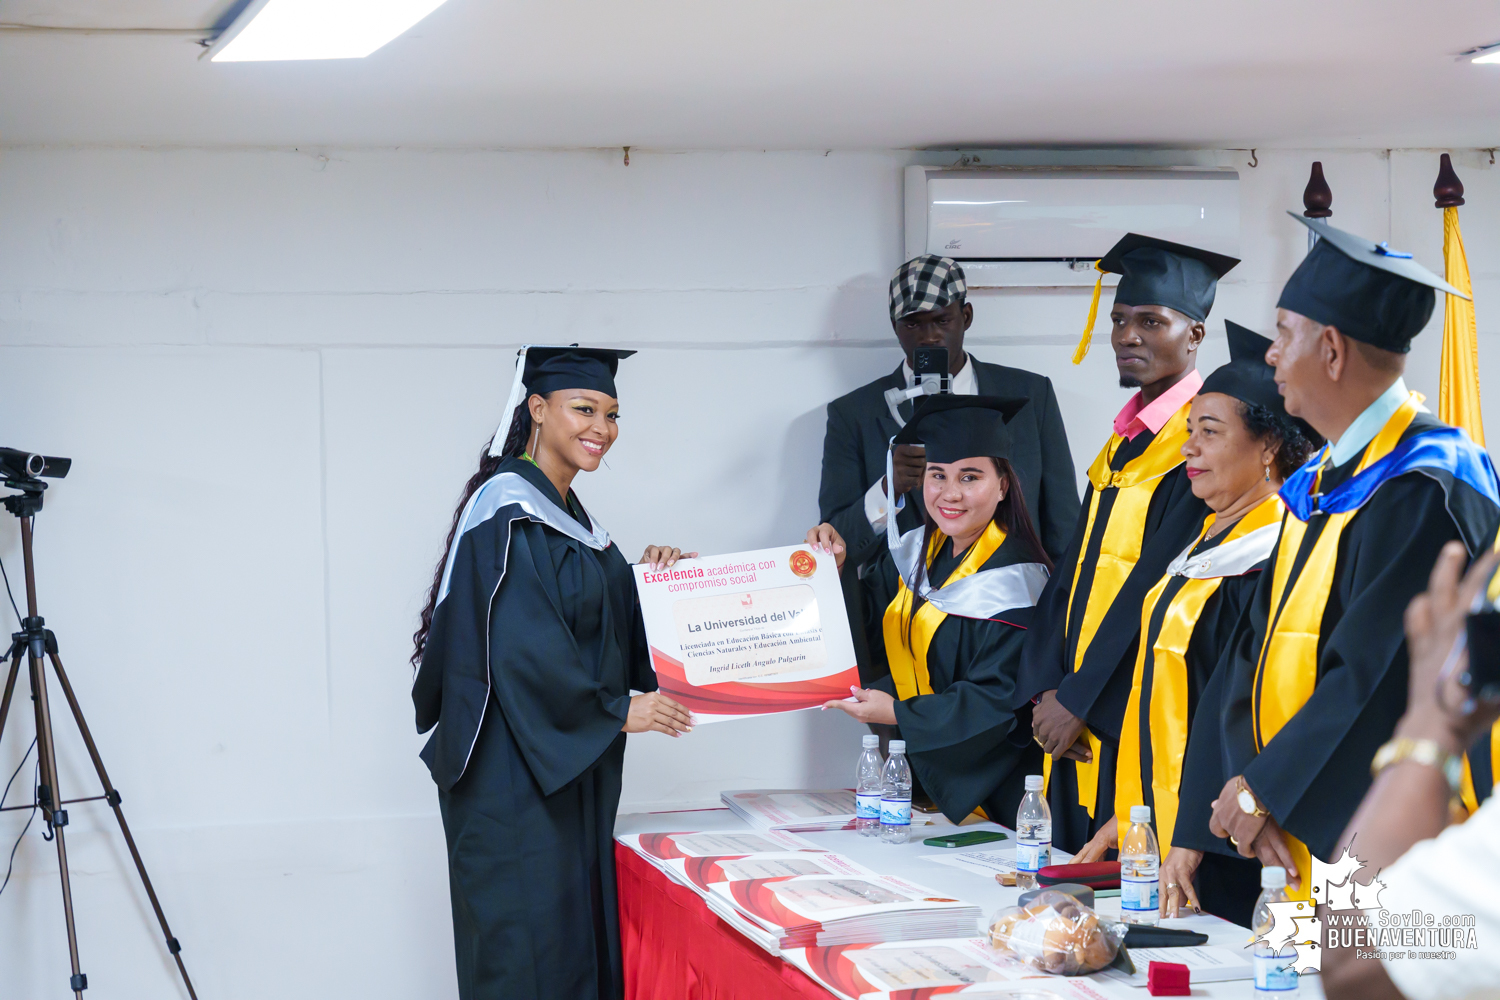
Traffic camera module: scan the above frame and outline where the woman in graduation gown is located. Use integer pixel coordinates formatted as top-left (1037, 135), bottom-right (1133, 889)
top-left (410, 346), bottom-right (696, 1000)
top-left (1072, 322), bottom-right (1321, 926)
top-left (810, 395), bottom-right (1050, 824)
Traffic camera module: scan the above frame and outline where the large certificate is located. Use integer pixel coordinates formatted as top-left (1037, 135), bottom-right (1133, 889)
top-left (633, 544), bottom-right (860, 723)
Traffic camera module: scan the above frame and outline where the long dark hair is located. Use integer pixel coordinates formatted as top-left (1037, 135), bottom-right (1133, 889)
top-left (900, 457), bottom-right (1051, 651)
top-left (410, 397), bottom-right (544, 667)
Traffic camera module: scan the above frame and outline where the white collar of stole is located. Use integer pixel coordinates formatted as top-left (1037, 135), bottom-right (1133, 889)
top-left (437, 471), bottom-right (610, 604)
top-left (890, 525), bottom-right (1049, 619)
top-left (1166, 520), bottom-right (1280, 580)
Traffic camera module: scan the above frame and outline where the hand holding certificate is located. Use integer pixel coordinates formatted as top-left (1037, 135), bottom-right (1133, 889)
top-left (633, 544), bottom-right (860, 723)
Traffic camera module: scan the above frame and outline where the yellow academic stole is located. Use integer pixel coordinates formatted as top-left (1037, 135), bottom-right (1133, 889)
top-left (1252, 393), bottom-right (1421, 899)
top-left (1044, 402), bottom-right (1192, 813)
top-left (883, 521), bottom-right (1008, 700)
top-left (1114, 495), bottom-right (1286, 853)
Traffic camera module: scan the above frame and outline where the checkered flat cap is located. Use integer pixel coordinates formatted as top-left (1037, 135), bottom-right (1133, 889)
top-left (889, 255), bottom-right (967, 321)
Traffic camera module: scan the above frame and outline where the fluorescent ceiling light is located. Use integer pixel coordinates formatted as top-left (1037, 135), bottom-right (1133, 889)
top-left (1462, 41), bottom-right (1500, 63)
top-left (209, 0), bottom-right (450, 62)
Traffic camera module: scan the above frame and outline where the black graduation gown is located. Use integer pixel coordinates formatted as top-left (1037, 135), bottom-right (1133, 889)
top-left (872, 537), bottom-right (1045, 825)
top-left (412, 457), bottom-right (654, 1000)
top-left (1173, 664), bottom-right (1265, 927)
top-left (819, 362), bottom-right (1079, 686)
top-left (1467, 728), bottom-right (1497, 807)
top-left (1216, 412), bottom-right (1500, 863)
top-left (1127, 524), bottom-right (1266, 928)
top-left (1017, 422), bottom-right (1207, 853)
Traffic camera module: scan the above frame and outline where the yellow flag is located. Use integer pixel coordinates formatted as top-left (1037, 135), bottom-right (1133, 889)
top-left (1440, 201), bottom-right (1495, 815)
top-left (1438, 206), bottom-right (1484, 445)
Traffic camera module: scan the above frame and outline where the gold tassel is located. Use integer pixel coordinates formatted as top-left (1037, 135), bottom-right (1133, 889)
top-left (1072, 261), bottom-right (1105, 365)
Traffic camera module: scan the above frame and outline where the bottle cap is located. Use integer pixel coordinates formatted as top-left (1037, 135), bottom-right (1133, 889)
top-left (889, 740), bottom-right (906, 753)
top-left (862, 734), bottom-right (879, 748)
top-left (1024, 774), bottom-right (1043, 791)
top-left (1130, 805), bottom-right (1151, 824)
top-left (1261, 865), bottom-right (1287, 889)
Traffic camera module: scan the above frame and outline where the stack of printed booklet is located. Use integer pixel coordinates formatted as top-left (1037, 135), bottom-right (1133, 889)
top-left (719, 789), bottom-right (860, 831)
top-left (617, 829), bottom-right (982, 954)
top-left (784, 940), bottom-right (1132, 1000)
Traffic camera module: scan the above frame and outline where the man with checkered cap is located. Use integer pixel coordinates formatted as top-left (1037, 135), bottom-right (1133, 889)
top-left (818, 253), bottom-right (1079, 690)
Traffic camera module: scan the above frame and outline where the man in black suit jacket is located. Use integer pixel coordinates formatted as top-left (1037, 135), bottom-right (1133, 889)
top-left (819, 255), bottom-right (1079, 684)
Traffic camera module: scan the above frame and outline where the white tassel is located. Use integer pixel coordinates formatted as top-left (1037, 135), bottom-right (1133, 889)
top-left (487, 346), bottom-right (531, 458)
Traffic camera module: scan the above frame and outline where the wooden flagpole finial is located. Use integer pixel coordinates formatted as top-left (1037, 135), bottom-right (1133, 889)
top-left (1434, 153), bottom-right (1465, 208)
top-left (1302, 161), bottom-right (1332, 218)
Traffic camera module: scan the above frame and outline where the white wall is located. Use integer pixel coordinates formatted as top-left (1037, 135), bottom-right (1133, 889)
top-left (1, 145), bottom-right (1497, 998)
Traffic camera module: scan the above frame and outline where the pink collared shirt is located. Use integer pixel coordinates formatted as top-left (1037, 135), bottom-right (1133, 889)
top-left (1111, 369), bottom-right (1204, 441)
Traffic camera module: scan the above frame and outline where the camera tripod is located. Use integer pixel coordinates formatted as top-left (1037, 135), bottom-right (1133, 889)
top-left (1, 481), bottom-right (198, 999)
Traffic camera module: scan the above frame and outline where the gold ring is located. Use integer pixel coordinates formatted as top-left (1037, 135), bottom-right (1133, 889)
top-left (1166, 882), bottom-right (1179, 890)
top-left (1229, 835), bottom-right (1240, 848)
top-left (1034, 736), bottom-right (1045, 748)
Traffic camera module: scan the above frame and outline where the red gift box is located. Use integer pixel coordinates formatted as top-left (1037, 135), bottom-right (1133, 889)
top-left (1147, 960), bottom-right (1190, 996)
top-left (1036, 860), bottom-right (1121, 889)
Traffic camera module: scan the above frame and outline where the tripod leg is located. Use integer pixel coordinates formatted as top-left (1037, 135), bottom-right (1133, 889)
top-left (48, 651), bottom-right (198, 1000)
top-left (0, 643), bottom-right (21, 748)
top-left (29, 649), bottom-right (87, 998)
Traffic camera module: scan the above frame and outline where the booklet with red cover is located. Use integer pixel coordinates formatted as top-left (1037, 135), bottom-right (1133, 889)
top-left (706, 871), bottom-right (983, 949)
top-left (784, 939), bottom-right (1116, 1000)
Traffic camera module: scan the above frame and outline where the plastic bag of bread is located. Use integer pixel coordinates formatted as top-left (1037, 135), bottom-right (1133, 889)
top-left (987, 889), bottom-right (1125, 975)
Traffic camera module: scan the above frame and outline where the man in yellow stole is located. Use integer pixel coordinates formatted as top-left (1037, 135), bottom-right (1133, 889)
top-left (1018, 234), bottom-right (1239, 852)
top-left (1207, 216), bottom-right (1500, 895)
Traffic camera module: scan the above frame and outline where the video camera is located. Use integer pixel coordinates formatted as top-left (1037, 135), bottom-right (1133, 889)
top-left (1, 447), bottom-right (71, 485)
top-left (1465, 598), bottom-right (1500, 702)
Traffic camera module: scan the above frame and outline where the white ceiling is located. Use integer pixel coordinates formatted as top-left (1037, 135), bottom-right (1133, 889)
top-left (2, 0), bottom-right (1499, 149)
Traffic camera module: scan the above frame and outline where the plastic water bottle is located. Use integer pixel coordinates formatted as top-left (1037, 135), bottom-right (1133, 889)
top-left (1253, 866), bottom-right (1300, 997)
top-left (1014, 775), bottom-right (1051, 889)
top-left (878, 740), bottom-right (912, 844)
top-left (1120, 804), bottom-right (1161, 925)
top-left (855, 735), bottom-right (885, 837)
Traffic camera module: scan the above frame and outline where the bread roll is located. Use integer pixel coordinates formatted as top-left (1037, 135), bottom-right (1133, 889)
top-left (986, 889), bottom-right (1124, 976)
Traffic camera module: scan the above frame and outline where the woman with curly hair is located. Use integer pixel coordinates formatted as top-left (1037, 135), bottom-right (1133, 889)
top-left (1073, 321), bottom-right (1321, 928)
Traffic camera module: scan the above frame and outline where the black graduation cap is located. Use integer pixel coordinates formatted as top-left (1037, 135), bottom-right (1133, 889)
top-left (523, 345), bottom-right (636, 397)
top-left (1072, 234), bottom-right (1242, 365)
top-left (892, 395), bottom-right (1030, 464)
top-left (1200, 321), bottom-right (1286, 415)
top-left (487, 345), bottom-right (637, 458)
top-left (1102, 233), bottom-right (1241, 323)
top-left (1278, 214), bottom-right (1468, 353)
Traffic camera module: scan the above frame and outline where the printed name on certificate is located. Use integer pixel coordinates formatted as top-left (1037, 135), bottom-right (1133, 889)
top-left (672, 584), bottom-right (827, 685)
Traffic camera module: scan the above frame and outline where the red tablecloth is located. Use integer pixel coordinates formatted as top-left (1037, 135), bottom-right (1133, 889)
top-left (616, 842), bottom-right (834, 999)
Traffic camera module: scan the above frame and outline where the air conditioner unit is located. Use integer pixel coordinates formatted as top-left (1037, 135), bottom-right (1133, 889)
top-left (903, 166), bottom-right (1240, 288)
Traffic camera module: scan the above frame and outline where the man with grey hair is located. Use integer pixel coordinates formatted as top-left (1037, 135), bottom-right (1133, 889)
top-left (818, 254), bottom-right (1079, 688)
